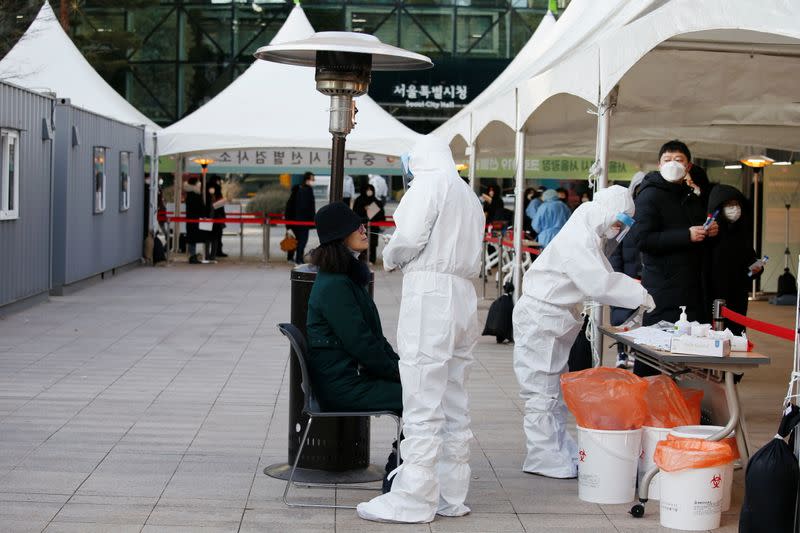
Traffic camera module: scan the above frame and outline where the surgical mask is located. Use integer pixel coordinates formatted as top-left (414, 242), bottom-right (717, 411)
top-left (724, 205), bottom-right (742, 222)
top-left (660, 160), bottom-right (687, 182)
top-left (401, 152), bottom-right (414, 190)
top-left (604, 227), bottom-right (621, 239)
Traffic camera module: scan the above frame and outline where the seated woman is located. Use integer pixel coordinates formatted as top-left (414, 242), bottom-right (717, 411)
top-left (306, 201), bottom-right (401, 411)
top-left (306, 203), bottom-right (402, 490)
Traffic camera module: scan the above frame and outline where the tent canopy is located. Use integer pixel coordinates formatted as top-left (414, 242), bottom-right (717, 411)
top-left (0, 2), bottom-right (160, 152)
top-left (511, 0), bottom-right (800, 163)
top-left (439, 0), bottom-right (800, 166)
top-left (157, 5), bottom-right (421, 158)
top-left (435, 0), bottom-right (659, 147)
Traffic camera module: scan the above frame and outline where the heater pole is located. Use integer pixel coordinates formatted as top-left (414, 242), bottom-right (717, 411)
top-left (330, 135), bottom-right (346, 203)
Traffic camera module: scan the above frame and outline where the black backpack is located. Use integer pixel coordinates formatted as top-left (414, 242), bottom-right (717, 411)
top-left (777, 268), bottom-right (797, 297)
top-left (482, 282), bottom-right (514, 344)
top-left (153, 235), bottom-right (167, 264)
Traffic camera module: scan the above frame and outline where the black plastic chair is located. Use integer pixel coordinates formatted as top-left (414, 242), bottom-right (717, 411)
top-left (277, 323), bottom-right (402, 509)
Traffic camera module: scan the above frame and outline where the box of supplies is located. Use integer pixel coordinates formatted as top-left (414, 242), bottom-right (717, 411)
top-left (670, 336), bottom-right (731, 357)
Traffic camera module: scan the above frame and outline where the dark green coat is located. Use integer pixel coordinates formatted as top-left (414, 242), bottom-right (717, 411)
top-left (306, 271), bottom-right (402, 413)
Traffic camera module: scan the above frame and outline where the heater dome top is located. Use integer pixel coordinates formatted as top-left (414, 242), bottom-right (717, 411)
top-left (255, 31), bottom-right (433, 71)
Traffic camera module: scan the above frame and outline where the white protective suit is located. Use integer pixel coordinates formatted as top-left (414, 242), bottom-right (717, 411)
top-left (369, 174), bottom-right (389, 202)
top-left (357, 135), bottom-right (485, 523)
top-left (343, 175), bottom-right (356, 203)
top-left (513, 185), bottom-right (653, 478)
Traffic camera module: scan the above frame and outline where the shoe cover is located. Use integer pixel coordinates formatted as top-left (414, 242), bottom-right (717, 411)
top-left (356, 465), bottom-right (437, 523)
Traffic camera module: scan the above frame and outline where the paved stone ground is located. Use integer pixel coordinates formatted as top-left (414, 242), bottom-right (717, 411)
top-left (0, 256), bottom-right (795, 532)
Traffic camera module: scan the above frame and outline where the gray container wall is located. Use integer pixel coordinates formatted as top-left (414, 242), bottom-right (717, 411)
top-left (0, 83), bottom-right (53, 307)
top-left (53, 101), bottom-right (144, 288)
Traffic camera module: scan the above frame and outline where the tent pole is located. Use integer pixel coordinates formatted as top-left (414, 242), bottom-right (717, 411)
top-left (150, 133), bottom-right (159, 236)
top-left (469, 114), bottom-right (479, 194)
top-left (595, 86), bottom-right (618, 191)
top-left (590, 85), bottom-right (618, 365)
top-left (513, 126), bottom-right (525, 302)
top-left (468, 143), bottom-right (478, 194)
top-left (172, 156), bottom-right (184, 254)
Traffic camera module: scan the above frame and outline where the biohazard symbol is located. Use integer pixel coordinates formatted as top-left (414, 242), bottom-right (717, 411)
top-left (579, 449), bottom-right (587, 462)
top-left (710, 474), bottom-right (722, 489)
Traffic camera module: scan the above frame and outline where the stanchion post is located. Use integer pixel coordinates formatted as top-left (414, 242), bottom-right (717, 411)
top-left (496, 231), bottom-right (503, 296)
top-left (713, 299), bottom-right (726, 332)
top-left (366, 222), bottom-right (372, 263)
top-left (266, 218), bottom-right (271, 263)
top-left (481, 236), bottom-right (487, 299)
top-left (262, 220), bottom-right (267, 263)
top-left (239, 205), bottom-right (245, 262)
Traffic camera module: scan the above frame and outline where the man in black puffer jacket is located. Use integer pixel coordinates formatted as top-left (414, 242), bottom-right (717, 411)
top-left (630, 140), bottom-right (719, 376)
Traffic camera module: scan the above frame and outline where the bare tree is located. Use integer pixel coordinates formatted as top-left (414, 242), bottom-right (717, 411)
top-left (0, 0), bottom-right (41, 60)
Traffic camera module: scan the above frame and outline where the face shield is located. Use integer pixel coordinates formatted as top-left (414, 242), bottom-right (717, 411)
top-left (401, 152), bottom-right (414, 191)
top-left (602, 212), bottom-right (636, 257)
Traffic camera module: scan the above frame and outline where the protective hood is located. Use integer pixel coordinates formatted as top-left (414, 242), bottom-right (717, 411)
top-left (708, 184), bottom-right (746, 213)
top-left (407, 135), bottom-right (460, 183)
top-left (629, 171), bottom-right (646, 198)
top-left (542, 189), bottom-right (559, 202)
top-left (575, 185), bottom-right (635, 239)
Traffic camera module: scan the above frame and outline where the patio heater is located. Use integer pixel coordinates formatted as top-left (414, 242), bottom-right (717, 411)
top-left (191, 157), bottom-right (215, 205)
top-left (254, 33), bottom-right (431, 482)
top-left (254, 32), bottom-right (431, 202)
top-left (740, 154), bottom-right (774, 300)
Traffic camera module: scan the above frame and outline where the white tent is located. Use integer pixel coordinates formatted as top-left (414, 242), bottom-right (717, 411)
top-left (156, 5), bottom-right (421, 158)
top-left (0, 2), bottom-right (161, 152)
top-left (438, 0), bottom-right (800, 297)
top-left (512, 0), bottom-right (800, 165)
top-left (436, 0), bottom-right (658, 158)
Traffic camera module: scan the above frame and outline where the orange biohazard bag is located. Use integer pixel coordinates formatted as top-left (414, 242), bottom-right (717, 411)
top-left (654, 437), bottom-right (736, 472)
top-left (560, 367), bottom-right (648, 430)
top-left (643, 376), bottom-right (695, 428)
top-left (680, 388), bottom-right (704, 425)
top-left (666, 433), bottom-right (739, 461)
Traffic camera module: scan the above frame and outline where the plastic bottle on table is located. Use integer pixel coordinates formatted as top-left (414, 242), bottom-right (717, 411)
top-left (674, 306), bottom-right (690, 336)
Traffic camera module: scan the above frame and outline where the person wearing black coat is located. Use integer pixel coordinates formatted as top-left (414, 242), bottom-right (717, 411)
top-left (481, 184), bottom-right (505, 223)
top-left (630, 140), bottom-right (718, 376)
top-left (352, 184), bottom-right (386, 264)
top-left (184, 177), bottom-right (211, 264)
top-left (705, 185), bottom-right (761, 335)
top-left (284, 172), bottom-right (316, 264)
top-left (207, 178), bottom-right (226, 260)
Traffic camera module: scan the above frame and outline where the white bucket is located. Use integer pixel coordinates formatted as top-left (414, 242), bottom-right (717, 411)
top-left (577, 426), bottom-right (642, 504)
top-left (659, 465), bottom-right (725, 530)
top-left (670, 425), bottom-right (735, 512)
top-left (638, 426), bottom-right (671, 500)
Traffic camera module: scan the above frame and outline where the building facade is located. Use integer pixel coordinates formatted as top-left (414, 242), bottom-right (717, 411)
top-left (65, 0), bottom-right (567, 133)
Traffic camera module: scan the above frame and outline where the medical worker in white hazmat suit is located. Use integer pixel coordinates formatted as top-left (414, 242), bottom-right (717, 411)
top-left (357, 135), bottom-right (485, 523)
top-left (513, 185), bottom-right (655, 478)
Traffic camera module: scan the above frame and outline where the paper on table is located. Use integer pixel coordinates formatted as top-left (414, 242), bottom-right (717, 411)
top-left (618, 326), bottom-right (674, 351)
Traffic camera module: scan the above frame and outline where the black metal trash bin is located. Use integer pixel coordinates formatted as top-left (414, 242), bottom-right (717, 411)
top-left (264, 264), bottom-right (383, 483)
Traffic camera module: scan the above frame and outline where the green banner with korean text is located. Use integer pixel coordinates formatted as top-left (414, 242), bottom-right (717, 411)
top-left (473, 156), bottom-right (641, 181)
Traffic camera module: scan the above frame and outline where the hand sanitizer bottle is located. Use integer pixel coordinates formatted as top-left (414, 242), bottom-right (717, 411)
top-left (674, 306), bottom-right (690, 336)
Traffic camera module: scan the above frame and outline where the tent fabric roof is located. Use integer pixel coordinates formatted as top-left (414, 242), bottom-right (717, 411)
top-left (512, 0), bottom-right (800, 162)
top-left (157, 5), bottom-right (421, 158)
top-left (443, 0), bottom-right (800, 164)
top-left (434, 0), bottom-right (658, 146)
top-left (0, 2), bottom-right (160, 151)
